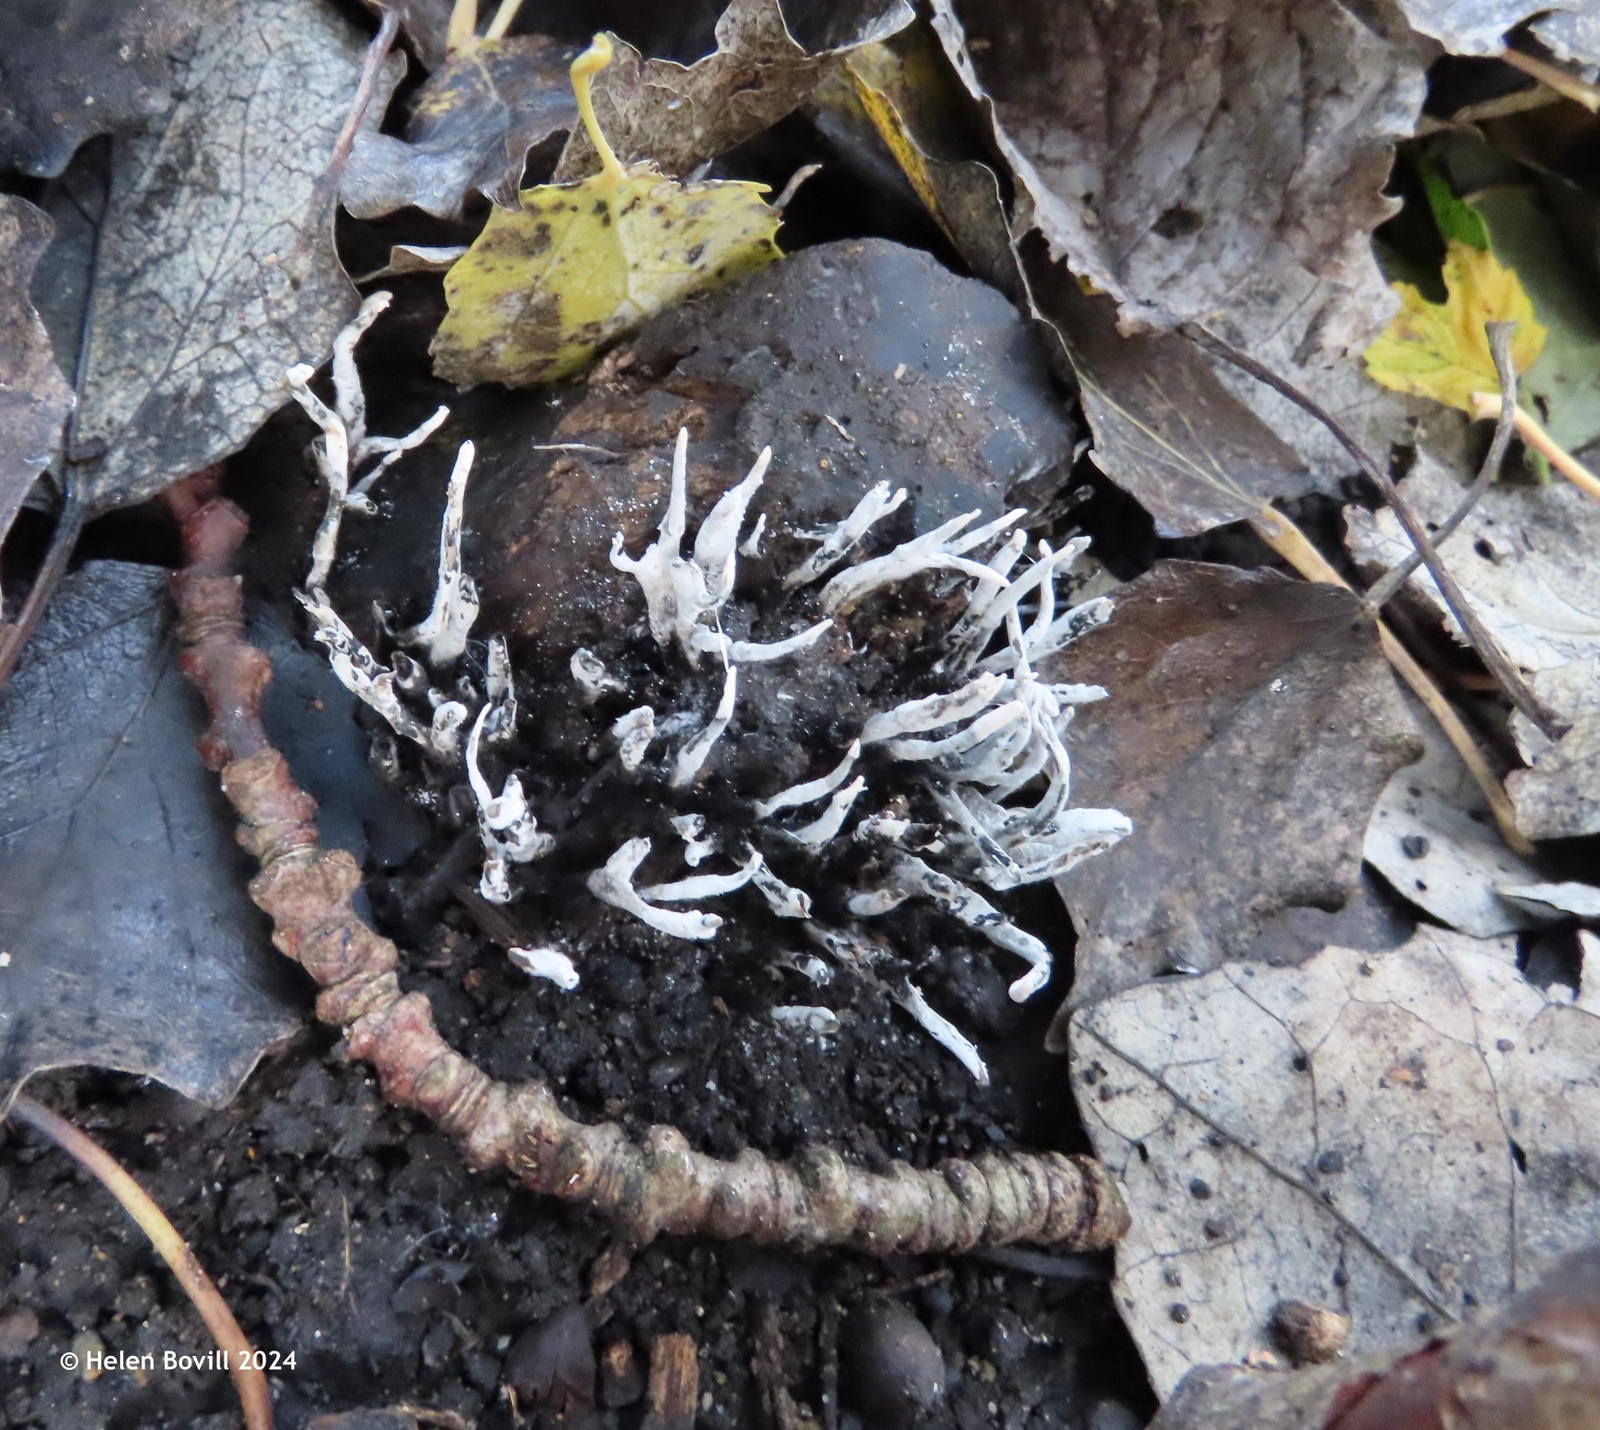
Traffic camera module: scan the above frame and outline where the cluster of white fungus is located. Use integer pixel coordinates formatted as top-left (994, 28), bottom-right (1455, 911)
top-left (290, 305), bottom-right (1130, 1083)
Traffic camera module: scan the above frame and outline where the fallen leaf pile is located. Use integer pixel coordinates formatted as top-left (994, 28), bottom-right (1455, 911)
top-left (2, 0), bottom-right (1600, 1421)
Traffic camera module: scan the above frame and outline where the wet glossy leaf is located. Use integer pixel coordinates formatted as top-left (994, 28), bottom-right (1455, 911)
top-left (0, 564), bottom-right (302, 1106)
top-left (0, 564), bottom-right (427, 1106)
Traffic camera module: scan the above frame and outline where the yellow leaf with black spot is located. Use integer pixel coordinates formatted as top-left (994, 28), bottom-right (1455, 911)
top-left (1364, 239), bottom-right (1547, 413)
top-left (430, 33), bottom-right (782, 388)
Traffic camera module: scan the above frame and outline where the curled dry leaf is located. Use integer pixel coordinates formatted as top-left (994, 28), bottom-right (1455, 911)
top-left (0, 0), bottom-right (204, 178)
top-left (0, 197), bottom-right (73, 548)
top-left (553, 0), bottom-right (910, 183)
top-left (1346, 454), bottom-right (1600, 839)
top-left (1070, 925), bottom-right (1600, 1400)
top-left (342, 35), bottom-right (581, 220)
top-left (928, 0), bottom-right (1422, 336)
top-left (63, 0), bottom-right (402, 515)
top-left (1016, 242), bottom-right (1321, 535)
top-left (1041, 561), bottom-right (1419, 1018)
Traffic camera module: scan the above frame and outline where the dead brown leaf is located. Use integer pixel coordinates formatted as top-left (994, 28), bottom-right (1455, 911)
top-left (1346, 455), bottom-right (1600, 840)
top-left (0, 197), bottom-right (73, 548)
top-left (1042, 561), bottom-right (1419, 1021)
top-left (1071, 926), bottom-right (1600, 1398)
top-left (0, 0), bottom-right (205, 178)
top-left (553, 0), bottom-right (912, 182)
top-left (61, 0), bottom-right (402, 515)
top-left (342, 34), bottom-right (580, 220)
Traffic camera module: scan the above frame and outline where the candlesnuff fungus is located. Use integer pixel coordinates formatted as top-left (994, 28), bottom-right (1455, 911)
top-left (293, 332), bottom-right (1132, 1080)
top-left (160, 470), bottom-right (1133, 1254)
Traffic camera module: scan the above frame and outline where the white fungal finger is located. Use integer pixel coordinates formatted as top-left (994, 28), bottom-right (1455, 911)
top-left (641, 849), bottom-right (762, 901)
top-left (331, 290), bottom-right (391, 451)
top-left (482, 636), bottom-right (517, 742)
top-left (883, 855), bottom-right (1052, 1002)
top-left (694, 446), bottom-right (770, 602)
top-left (885, 700), bottom-right (1028, 764)
top-left (896, 982), bottom-right (989, 1085)
top-left (672, 666), bottom-right (738, 788)
top-left (771, 1006), bottom-right (840, 1034)
top-left (859, 674), bottom-right (1006, 744)
top-left (749, 855), bottom-right (813, 918)
top-left (739, 512), bottom-right (767, 557)
top-left (671, 813), bottom-right (716, 865)
top-left (587, 837), bottom-right (723, 940)
top-left (298, 590), bottom-right (431, 747)
top-left (611, 706), bottom-right (657, 771)
top-left (783, 481), bottom-right (908, 588)
top-left (572, 647), bottom-right (626, 703)
top-left (509, 945), bottom-right (580, 991)
top-left (691, 618), bottom-right (832, 664)
top-left (786, 776), bottom-right (866, 847)
top-left (752, 741), bottom-right (862, 819)
top-left (465, 704), bottom-right (554, 903)
top-left (399, 441), bottom-right (479, 665)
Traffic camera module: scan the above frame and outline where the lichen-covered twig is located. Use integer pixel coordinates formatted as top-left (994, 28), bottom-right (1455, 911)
top-left (160, 473), bottom-right (1130, 1255)
top-left (7, 1094), bottom-right (274, 1430)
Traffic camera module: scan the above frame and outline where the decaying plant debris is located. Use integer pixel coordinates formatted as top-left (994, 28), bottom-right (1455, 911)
top-left (4, 0), bottom-right (1600, 1426)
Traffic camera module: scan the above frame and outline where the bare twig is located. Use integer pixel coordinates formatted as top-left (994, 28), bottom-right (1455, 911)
top-left (6, 1095), bottom-right (273, 1430)
top-left (1500, 48), bottom-right (1600, 112)
top-left (1469, 392), bottom-right (1600, 500)
top-left (1360, 323), bottom-right (1520, 616)
top-left (0, 486), bottom-right (86, 691)
top-left (159, 476), bottom-right (1129, 1256)
top-left (325, 5), bottom-right (400, 189)
top-left (1181, 322), bottom-right (1570, 741)
top-left (1250, 506), bottom-right (1536, 858)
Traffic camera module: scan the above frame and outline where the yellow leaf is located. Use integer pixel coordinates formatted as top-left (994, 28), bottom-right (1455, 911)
top-left (430, 33), bottom-right (782, 388)
top-left (1364, 239), bottom-right (1547, 412)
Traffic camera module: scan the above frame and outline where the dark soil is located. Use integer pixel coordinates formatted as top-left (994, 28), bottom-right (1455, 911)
top-left (1, 930), bottom-right (1153, 1428)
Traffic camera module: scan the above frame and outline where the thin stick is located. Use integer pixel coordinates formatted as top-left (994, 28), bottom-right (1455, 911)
top-left (0, 487), bottom-right (87, 691)
top-left (1250, 506), bottom-right (1536, 858)
top-left (325, 5), bottom-right (400, 188)
top-left (1469, 392), bottom-right (1600, 500)
top-left (1361, 323), bottom-right (1520, 616)
top-left (483, 0), bottom-right (526, 43)
top-left (1500, 48), bottom-right (1600, 113)
top-left (7, 1095), bottom-right (273, 1430)
top-left (1181, 322), bottom-right (1570, 741)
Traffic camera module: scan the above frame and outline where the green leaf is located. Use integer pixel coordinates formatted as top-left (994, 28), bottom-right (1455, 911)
top-left (1418, 154), bottom-right (1491, 253)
